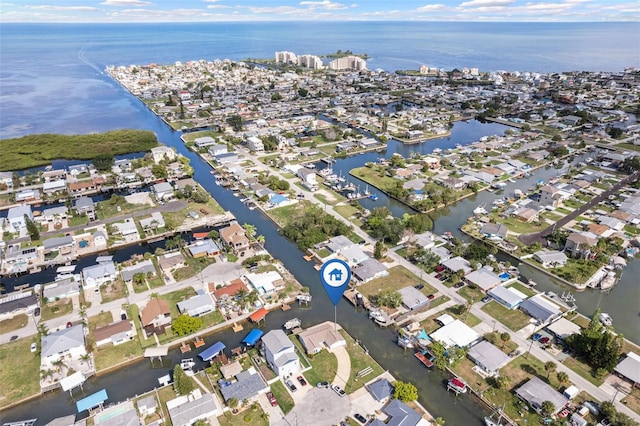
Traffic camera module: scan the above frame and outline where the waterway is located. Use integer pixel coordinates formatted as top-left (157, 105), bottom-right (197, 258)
top-left (3, 110), bottom-right (639, 424)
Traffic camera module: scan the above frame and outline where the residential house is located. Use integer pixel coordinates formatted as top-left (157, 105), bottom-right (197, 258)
top-left (545, 317), bottom-right (581, 342)
top-left (207, 144), bottom-right (228, 157)
top-left (75, 197), bottom-right (96, 220)
top-left (430, 319), bottom-right (482, 348)
top-left (167, 393), bottom-right (221, 426)
top-left (220, 222), bottom-right (250, 255)
top-left (247, 136), bottom-right (264, 152)
top-left (215, 152), bottom-right (239, 164)
top-left (442, 256), bottom-right (473, 275)
top-left (42, 235), bottom-right (74, 258)
top-left (515, 377), bottom-right (568, 415)
top-left (442, 177), bottom-right (467, 190)
top-left (297, 322), bottom-right (347, 355)
top-left (352, 258), bottom-right (388, 283)
top-left (519, 294), bottom-right (562, 325)
top-left (0, 292), bottom-right (38, 319)
top-left (15, 189), bottom-right (40, 203)
top-left (152, 182), bottom-right (174, 201)
top-left (467, 341), bottom-right (511, 376)
top-left (245, 271), bottom-right (282, 295)
top-left (140, 298), bottom-right (172, 336)
top-left (211, 278), bottom-right (249, 302)
top-left (380, 399), bottom-right (423, 426)
top-left (42, 179), bottom-right (67, 195)
top-left (398, 286), bottom-right (430, 310)
top-left (136, 395), bottom-right (157, 417)
top-left (614, 352), bottom-right (640, 388)
top-left (366, 378), bottom-right (394, 403)
top-left (150, 146), bottom-right (176, 164)
top-left (120, 259), bottom-right (156, 283)
top-left (296, 168), bottom-right (317, 190)
top-left (82, 261), bottom-right (117, 289)
top-left (0, 171), bottom-right (14, 188)
top-left (515, 207), bottom-right (539, 223)
top-left (139, 212), bottom-right (165, 231)
top-left (194, 136), bottom-right (216, 149)
top-left (564, 232), bottom-right (598, 258)
top-left (41, 325), bottom-right (86, 367)
top-left (7, 204), bottom-right (33, 233)
top-left (158, 252), bottom-right (187, 275)
top-left (261, 329), bottom-right (300, 377)
top-left (487, 285), bottom-right (527, 310)
top-left (480, 223), bottom-right (508, 240)
top-left (464, 268), bottom-right (502, 292)
top-left (93, 320), bottom-right (135, 347)
top-left (187, 239), bottom-right (221, 258)
top-left (533, 250), bottom-right (568, 268)
top-left (177, 293), bottom-right (215, 317)
top-left (219, 369), bottom-right (268, 404)
top-left (43, 278), bottom-right (80, 301)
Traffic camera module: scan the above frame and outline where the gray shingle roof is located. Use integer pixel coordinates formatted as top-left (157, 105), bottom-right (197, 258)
top-left (41, 325), bottom-right (85, 358)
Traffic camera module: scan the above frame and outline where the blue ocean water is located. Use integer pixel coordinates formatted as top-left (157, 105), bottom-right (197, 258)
top-left (1, 21), bottom-right (639, 138)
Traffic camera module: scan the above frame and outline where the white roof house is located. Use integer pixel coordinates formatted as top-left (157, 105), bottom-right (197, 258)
top-left (615, 352), bottom-right (640, 386)
top-left (177, 293), bottom-right (215, 317)
top-left (41, 324), bottom-right (86, 366)
top-left (245, 271), bottom-right (282, 294)
top-left (465, 268), bottom-right (502, 292)
top-left (262, 329), bottom-right (299, 377)
top-left (430, 319), bottom-right (481, 348)
top-left (467, 340), bottom-right (512, 376)
top-left (82, 261), bottom-right (117, 288)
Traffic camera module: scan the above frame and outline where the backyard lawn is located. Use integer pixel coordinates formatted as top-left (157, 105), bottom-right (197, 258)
top-left (339, 330), bottom-right (385, 393)
top-left (270, 379), bottom-right (295, 414)
top-left (41, 299), bottom-right (73, 321)
top-left (481, 301), bottom-right (532, 331)
top-left (0, 337), bottom-right (41, 408)
top-left (303, 349), bottom-right (338, 385)
top-left (0, 313), bottom-right (29, 333)
top-left (94, 339), bottom-right (143, 371)
top-left (358, 265), bottom-right (436, 300)
top-left (100, 279), bottom-right (128, 304)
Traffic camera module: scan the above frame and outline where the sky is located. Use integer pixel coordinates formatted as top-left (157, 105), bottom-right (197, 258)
top-left (0, 0), bottom-right (638, 23)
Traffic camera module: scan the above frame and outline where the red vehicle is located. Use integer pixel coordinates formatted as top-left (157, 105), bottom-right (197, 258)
top-left (435, 265), bottom-right (446, 273)
top-left (267, 392), bottom-right (278, 407)
top-left (297, 375), bottom-right (307, 386)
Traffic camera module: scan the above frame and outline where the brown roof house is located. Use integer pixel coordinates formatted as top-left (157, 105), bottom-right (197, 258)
top-left (93, 320), bottom-right (135, 347)
top-left (564, 232), bottom-right (598, 258)
top-left (220, 222), bottom-right (250, 256)
top-left (140, 298), bottom-right (172, 336)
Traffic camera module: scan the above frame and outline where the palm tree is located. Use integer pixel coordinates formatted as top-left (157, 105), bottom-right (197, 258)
top-left (557, 371), bottom-right (570, 386)
top-left (499, 332), bottom-right (511, 348)
top-left (544, 361), bottom-right (557, 379)
top-left (246, 290), bottom-right (259, 308)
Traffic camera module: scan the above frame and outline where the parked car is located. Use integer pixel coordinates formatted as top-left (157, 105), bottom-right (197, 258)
top-left (414, 283), bottom-right (424, 290)
top-left (453, 282), bottom-right (465, 288)
top-left (539, 337), bottom-right (550, 344)
top-left (297, 375), bottom-right (307, 386)
top-left (9, 335), bottom-right (18, 341)
top-left (331, 384), bottom-right (346, 397)
top-left (427, 294), bottom-right (435, 300)
top-left (316, 381), bottom-right (330, 388)
top-left (285, 379), bottom-right (297, 392)
top-left (30, 343), bottom-right (37, 353)
top-left (354, 414), bottom-right (367, 424)
top-left (481, 296), bottom-right (491, 303)
top-left (267, 392), bottom-right (278, 407)
top-left (66, 321), bottom-right (73, 328)
top-left (34, 307), bottom-right (41, 316)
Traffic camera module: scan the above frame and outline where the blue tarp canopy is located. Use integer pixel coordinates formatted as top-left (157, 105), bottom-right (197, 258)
top-left (199, 341), bottom-right (226, 361)
top-left (242, 329), bottom-right (264, 346)
top-left (416, 329), bottom-right (430, 341)
top-left (76, 389), bottom-right (108, 413)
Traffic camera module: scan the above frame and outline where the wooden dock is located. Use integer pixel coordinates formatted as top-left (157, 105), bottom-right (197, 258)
top-left (344, 288), bottom-right (371, 310)
top-left (193, 336), bottom-right (205, 347)
top-left (232, 322), bottom-right (244, 333)
top-left (180, 342), bottom-right (192, 353)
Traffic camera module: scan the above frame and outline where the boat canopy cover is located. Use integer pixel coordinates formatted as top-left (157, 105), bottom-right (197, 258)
top-left (76, 389), bottom-right (108, 413)
top-left (242, 328), bottom-right (264, 346)
top-left (249, 307), bottom-right (269, 322)
top-left (416, 329), bottom-right (430, 341)
top-left (199, 341), bottom-right (226, 361)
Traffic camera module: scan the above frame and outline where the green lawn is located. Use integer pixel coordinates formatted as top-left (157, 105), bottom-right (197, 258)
top-left (506, 281), bottom-right (537, 297)
top-left (269, 202), bottom-right (305, 227)
top-left (303, 349), bottom-right (339, 385)
top-left (457, 285), bottom-right (484, 304)
top-left (339, 330), bottom-right (385, 394)
top-left (94, 339), bottom-right (143, 371)
top-left (199, 310), bottom-right (225, 330)
top-left (100, 279), bottom-right (128, 304)
top-left (41, 299), bottom-right (73, 321)
top-left (0, 313), bottom-right (29, 334)
top-left (481, 300), bottom-right (532, 331)
top-left (171, 254), bottom-right (216, 281)
top-left (562, 356), bottom-right (604, 387)
top-left (350, 166), bottom-right (398, 192)
top-left (358, 265), bottom-right (436, 300)
top-left (160, 287), bottom-right (197, 317)
top-left (270, 379), bottom-right (295, 414)
top-left (218, 407), bottom-right (269, 426)
top-left (0, 337), bottom-right (41, 408)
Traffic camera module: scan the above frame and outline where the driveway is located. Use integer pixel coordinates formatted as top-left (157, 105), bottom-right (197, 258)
top-left (273, 387), bottom-right (351, 426)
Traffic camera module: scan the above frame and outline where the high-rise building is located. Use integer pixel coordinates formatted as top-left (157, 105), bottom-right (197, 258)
top-left (275, 51), bottom-right (297, 64)
top-left (328, 56), bottom-right (367, 71)
top-left (297, 55), bottom-right (324, 70)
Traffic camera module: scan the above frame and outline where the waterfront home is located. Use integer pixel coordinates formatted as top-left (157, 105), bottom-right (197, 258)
top-left (464, 268), bottom-right (502, 292)
top-left (545, 317), bottom-right (581, 343)
top-left (140, 298), bottom-right (172, 336)
top-left (296, 168), bottom-right (318, 190)
top-left (442, 177), bottom-right (467, 190)
top-left (0, 171), bottom-right (13, 188)
top-left (74, 197), bottom-right (96, 220)
top-left (68, 164), bottom-right (89, 176)
top-left (219, 369), bottom-right (268, 404)
top-left (261, 329), bottom-right (300, 378)
top-left (111, 218), bottom-right (140, 242)
top-left (41, 325), bottom-right (86, 367)
top-left (187, 239), bottom-right (221, 258)
top-left (614, 352), bottom-right (640, 388)
top-left (194, 136), bottom-right (216, 149)
top-left (467, 340), bottom-right (511, 377)
top-left (211, 278), bottom-right (249, 301)
top-left (247, 136), bottom-right (264, 152)
top-left (220, 222), bottom-right (250, 255)
top-left (514, 207), bottom-right (539, 223)
top-left (120, 259), bottom-right (156, 283)
top-left (442, 256), bottom-right (473, 275)
top-left (14, 189), bottom-right (40, 203)
top-left (40, 206), bottom-right (68, 223)
top-left (139, 212), bottom-right (166, 231)
top-left (207, 143), bottom-right (228, 157)
top-left (0, 292), bottom-right (38, 320)
top-left (93, 320), bottom-right (135, 347)
top-left (43, 235), bottom-right (74, 257)
top-left (430, 319), bottom-right (481, 349)
top-left (42, 179), bottom-right (67, 195)
top-left (43, 278), bottom-right (80, 301)
top-left (68, 180), bottom-right (98, 197)
top-left (515, 377), bottom-right (568, 416)
top-left (7, 204), bottom-right (33, 233)
top-left (533, 250), bottom-right (568, 268)
top-left (150, 146), bottom-right (176, 164)
top-left (245, 271), bottom-right (282, 295)
top-left (352, 258), bottom-right (388, 283)
top-left (167, 392), bottom-right (221, 426)
top-left (82, 261), bottom-right (117, 289)
top-left (519, 294), bottom-right (563, 325)
top-left (215, 152), bottom-right (239, 164)
top-left (152, 182), bottom-right (174, 201)
top-left (158, 251), bottom-right (186, 274)
top-left (480, 223), bottom-right (508, 240)
top-left (137, 395), bottom-right (157, 417)
top-left (379, 399), bottom-right (423, 426)
top-left (487, 285), bottom-right (527, 310)
top-left (324, 235), bottom-right (357, 255)
top-left (398, 286), bottom-right (430, 311)
top-left (2, 245), bottom-right (39, 274)
top-left (564, 232), bottom-right (598, 258)
top-left (366, 378), bottom-right (394, 404)
top-left (297, 322), bottom-right (346, 355)
top-left (177, 293), bottom-right (215, 317)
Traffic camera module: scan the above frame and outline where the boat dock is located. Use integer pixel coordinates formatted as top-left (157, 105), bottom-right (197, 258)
top-left (344, 288), bottom-right (371, 310)
top-left (415, 350), bottom-right (434, 368)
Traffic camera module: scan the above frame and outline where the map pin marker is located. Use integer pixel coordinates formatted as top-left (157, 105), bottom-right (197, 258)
top-left (320, 259), bottom-right (351, 306)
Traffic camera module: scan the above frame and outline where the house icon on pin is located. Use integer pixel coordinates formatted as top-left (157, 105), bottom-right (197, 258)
top-left (328, 268), bottom-right (343, 282)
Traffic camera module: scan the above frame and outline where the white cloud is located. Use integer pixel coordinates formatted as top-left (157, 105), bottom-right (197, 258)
top-left (417, 4), bottom-right (448, 12)
top-left (100, 0), bottom-right (151, 5)
top-left (28, 5), bottom-right (98, 11)
top-left (207, 4), bottom-right (231, 9)
top-left (299, 1), bottom-right (349, 10)
top-left (458, 0), bottom-right (514, 7)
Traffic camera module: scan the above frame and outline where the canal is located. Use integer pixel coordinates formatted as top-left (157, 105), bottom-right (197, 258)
top-left (3, 112), bottom-right (638, 423)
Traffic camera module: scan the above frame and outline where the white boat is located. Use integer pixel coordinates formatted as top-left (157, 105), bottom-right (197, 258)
top-left (369, 309), bottom-right (387, 324)
top-left (397, 336), bottom-right (415, 349)
top-left (284, 318), bottom-right (301, 330)
top-left (484, 405), bottom-right (505, 426)
top-left (599, 313), bottom-right (613, 327)
top-left (473, 204), bottom-right (488, 215)
top-left (180, 358), bottom-right (195, 371)
top-left (447, 377), bottom-right (467, 394)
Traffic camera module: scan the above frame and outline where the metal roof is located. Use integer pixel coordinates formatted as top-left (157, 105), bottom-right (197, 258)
top-left (76, 389), bottom-right (108, 413)
top-left (199, 341), bottom-right (226, 361)
top-left (242, 329), bottom-right (264, 346)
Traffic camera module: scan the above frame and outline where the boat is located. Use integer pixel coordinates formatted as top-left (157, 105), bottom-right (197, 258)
top-left (473, 204), bottom-right (488, 215)
top-left (599, 312), bottom-right (613, 327)
top-left (447, 377), bottom-right (467, 394)
top-left (180, 358), bottom-right (195, 371)
top-left (414, 351), bottom-right (433, 368)
top-left (484, 405), bottom-right (505, 426)
top-left (284, 318), bottom-right (301, 330)
top-left (369, 194), bottom-right (379, 201)
top-left (397, 336), bottom-right (415, 349)
top-left (369, 309), bottom-right (387, 324)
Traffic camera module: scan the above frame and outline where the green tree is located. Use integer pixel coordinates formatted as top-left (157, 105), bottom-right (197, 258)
top-left (374, 240), bottom-right (385, 260)
top-left (92, 153), bottom-right (114, 171)
top-left (557, 371), bottom-right (569, 386)
top-left (495, 376), bottom-right (511, 390)
top-left (226, 114), bottom-right (244, 132)
top-left (377, 289), bottom-right (402, 308)
top-left (544, 361), bottom-right (557, 379)
top-left (540, 400), bottom-right (556, 417)
top-left (173, 365), bottom-right (195, 395)
top-left (172, 314), bottom-right (203, 336)
top-left (434, 417), bottom-right (446, 426)
top-left (430, 341), bottom-right (448, 370)
top-left (25, 214), bottom-right (40, 241)
top-left (500, 332), bottom-right (511, 348)
top-left (228, 397), bottom-right (239, 410)
top-left (393, 381), bottom-right (418, 402)
top-left (151, 163), bottom-right (168, 179)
